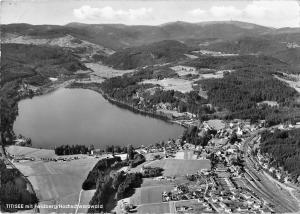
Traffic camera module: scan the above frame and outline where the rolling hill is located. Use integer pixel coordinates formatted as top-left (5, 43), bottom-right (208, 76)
top-left (2, 21), bottom-right (300, 71)
top-left (1, 21), bottom-right (275, 50)
top-left (103, 40), bottom-right (190, 69)
top-left (204, 36), bottom-right (285, 54)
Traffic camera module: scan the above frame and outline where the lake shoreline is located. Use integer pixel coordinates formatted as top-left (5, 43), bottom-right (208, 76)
top-left (67, 82), bottom-right (189, 128)
top-left (17, 78), bottom-right (187, 131)
top-left (14, 82), bottom-right (185, 149)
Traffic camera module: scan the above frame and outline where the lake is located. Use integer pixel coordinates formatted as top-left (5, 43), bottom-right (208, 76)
top-left (14, 88), bottom-right (184, 149)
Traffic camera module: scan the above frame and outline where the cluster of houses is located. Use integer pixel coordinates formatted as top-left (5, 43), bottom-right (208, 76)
top-left (253, 137), bottom-right (294, 184)
top-left (8, 153), bottom-right (80, 163)
top-left (13, 135), bottom-right (32, 147)
top-left (40, 156), bottom-right (80, 162)
top-left (159, 166), bottom-right (273, 213)
top-left (17, 83), bottom-right (39, 97)
top-left (154, 102), bottom-right (197, 120)
top-left (89, 118), bottom-right (298, 213)
top-left (169, 120), bottom-right (276, 213)
top-left (286, 42), bottom-right (300, 49)
top-left (162, 185), bottom-right (200, 202)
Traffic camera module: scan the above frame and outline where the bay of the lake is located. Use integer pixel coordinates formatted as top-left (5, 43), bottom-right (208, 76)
top-left (14, 88), bottom-right (184, 149)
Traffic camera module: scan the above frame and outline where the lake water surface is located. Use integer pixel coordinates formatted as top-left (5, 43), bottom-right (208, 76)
top-left (14, 88), bottom-right (184, 149)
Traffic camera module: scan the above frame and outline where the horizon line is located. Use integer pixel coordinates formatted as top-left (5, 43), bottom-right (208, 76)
top-left (3, 20), bottom-right (293, 29)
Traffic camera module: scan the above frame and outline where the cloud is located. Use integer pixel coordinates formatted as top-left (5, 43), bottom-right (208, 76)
top-left (187, 1), bottom-right (299, 27)
top-left (243, 1), bottom-right (299, 27)
top-left (244, 1), bottom-right (299, 23)
top-left (244, 3), bottom-right (267, 19)
top-left (188, 8), bottom-right (206, 17)
top-left (210, 6), bottom-right (242, 19)
top-left (73, 5), bottom-right (153, 21)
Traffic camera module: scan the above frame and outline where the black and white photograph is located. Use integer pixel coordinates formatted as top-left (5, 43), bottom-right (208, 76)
top-left (1, 0), bottom-right (300, 213)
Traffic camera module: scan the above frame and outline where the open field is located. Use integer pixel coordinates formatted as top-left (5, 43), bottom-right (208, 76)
top-left (85, 63), bottom-right (133, 78)
top-left (12, 154), bottom-right (98, 213)
top-left (130, 184), bottom-right (173, 205)
top-left (146, 159), bottom-right (210, 177)
top-left (184, 54), bottom-right (198, 59)
top-left (156, 109), bottom-right (186, 118)
top-left (257, 100), bottom-right (279, 107)
top-left (274, 74), bottom-right (300, 93)
top-left (170, 66), bottom-right (198, 76)
top-left (2, 34), bottom-right (113, 55)
top-left (76, 63), bottom-right (133, 84)
top-left (7, 145), bottom-right (56, 158)
top-left (140, 185), bottom-right (173, 204)
top-left (138, 202), bottom-right (170, 214)
top-left (175, 150), bottom-right (198, 160)
top-left (127, 176), bottom-right (204, 214)
top-left (141, 78), bottom-right (193, 93)
top-left (206, 119), bottom-right (226, 130)
top-left (7, 145), bottom-right (93, 160)
top-left (174, 199), bottom-right (212, 213)
top-left (75, 74), bottom-right (105, 84)
top-left (128, 182), bottom-right (173, 214)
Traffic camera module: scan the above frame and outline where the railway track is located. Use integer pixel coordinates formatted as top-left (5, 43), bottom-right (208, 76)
top-left (242, 131), bottom-right (299, 213)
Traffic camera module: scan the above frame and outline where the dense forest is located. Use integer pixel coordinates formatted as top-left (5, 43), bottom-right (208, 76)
top-left (199, 69), bottom-right (297, 121)
top-left (0, 160), bottom-right (38, 212)
top-left (103, 40), bottom-right (190, 69)
top-left (82, 143), bottom-right (164, 213)
top-left (190, 55), bottom-right (300, 124)
top-left (185, 55), bottom-right (290, 72)
top-left (82, 146), bottom-right (143, 190)
top-left (82, 153), bottom-right (147, 213)
top-left (100, 54), bottom-right (300, 124)
top-left (82, 157), bottom-right (123, 190)
top-left (54, 144), bottom-right (90, 155)
top-left (204, 36), bottom-right (285, 55)
top-left (260, 129), bottom-right (300, 182)
top-left (0, 43), bottom-right (86, 145)
top-left (1, 43), bottom-right (86, 84)
top-left (88, 170), bottom-right (143, 213)
top-left (202, 36), bottom-right (300, 70)
top-left (182, 126), bottom-right (217, 147)
top-left (100, 66), bottom-right (214, 117)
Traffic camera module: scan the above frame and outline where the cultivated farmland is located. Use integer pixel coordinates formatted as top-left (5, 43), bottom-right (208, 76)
top-left (12, 154), bottom-right (98, 213)
top-left (146, 159), bottom-right (211, 177)
top-left (138, 203), bottom-right (170, 214)
top-left (141, 78), bottom-right (193, 93)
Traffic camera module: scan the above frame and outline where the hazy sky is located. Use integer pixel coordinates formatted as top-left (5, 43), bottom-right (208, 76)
top-left (1, 0), bottom-right (299, 28)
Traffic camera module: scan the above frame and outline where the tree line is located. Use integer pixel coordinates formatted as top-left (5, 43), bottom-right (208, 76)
top-left (54, 144), bottom-right (91, 155)
top-left (260, 128), bottom-right (300, 182)
top-left (0, 160), bottom-right (38, 212)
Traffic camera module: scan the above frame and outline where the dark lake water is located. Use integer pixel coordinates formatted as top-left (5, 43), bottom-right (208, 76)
top-left (14, 88), bottom-right (184, 149)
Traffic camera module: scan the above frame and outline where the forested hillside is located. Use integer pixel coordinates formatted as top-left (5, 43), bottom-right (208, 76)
top-left (260, 129), bottom-right (300, 182)
top-left (0, 160), bottom-right (38, 212)
top-left (203, 36), bottom-right (300, 71)
top-left (272, 48), bottom-right (300, 70)
top-left (1, 43), bottom-right (86, 84)
top-left (100, 53), bottom-right (300, 124)
top-left (205, 36), bottom-right (285, 54)
top-left (0, 21), bottom-right (274, 50)
top-left (0, 43), bottom-right (86, 145)
top-left (103, 40), bottom-right (190, 69)
top-left (191, 55), bottom-right (300, 123)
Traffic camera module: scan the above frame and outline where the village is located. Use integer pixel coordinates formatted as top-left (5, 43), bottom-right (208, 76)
top-left (114, 119), bottom-right (300, 214)
top-left (2, 117), bottom-right (300, 214)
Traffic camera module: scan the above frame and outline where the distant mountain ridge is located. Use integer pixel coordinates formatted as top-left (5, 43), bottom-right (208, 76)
top-left (2, 20), bottom-right (300, 70)
top-left (2, 20), bottom-right (293, 50)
